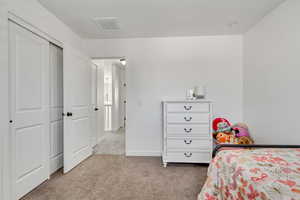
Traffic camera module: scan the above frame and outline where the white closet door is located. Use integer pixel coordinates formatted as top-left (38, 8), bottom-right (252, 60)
top-left (49, 44), bottom-right (63, 174)
top-left (9, 21), bottom-right (50, 199)
top-left (91, 63), bottom-right (98, 147)
top-left (63, 47), bottom-right (92, 173)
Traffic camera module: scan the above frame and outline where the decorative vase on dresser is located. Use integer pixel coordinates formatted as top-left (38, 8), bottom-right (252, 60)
top-left (162, 99), bottom-right (213, 167)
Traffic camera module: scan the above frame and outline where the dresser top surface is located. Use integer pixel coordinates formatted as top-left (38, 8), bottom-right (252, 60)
top-left (162, 98), bottom-right (213, 103)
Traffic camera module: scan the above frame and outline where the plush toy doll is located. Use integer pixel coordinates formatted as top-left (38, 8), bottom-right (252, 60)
top-left (213, 118), bottom-right (232, 134)
top-left (232, 126), bottom-right (250, 138)
top-left (232, 123), bottom-right (254, 144)
top-left (216, 132), bottom-right (238, 144)
top-left (213, 118), bottom-right (235, 144)
top-left (216, 132), bottom-right (228, 143)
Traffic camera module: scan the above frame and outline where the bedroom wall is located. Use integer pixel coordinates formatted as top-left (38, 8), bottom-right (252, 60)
top-left (244, 0), bottom-right (300, 144)
top-left (0, 3), bottom-right (9, 200)
top-left (0, 0), bottom-right (88, 199)
top-left (85, 36), bottom-right (243, 155)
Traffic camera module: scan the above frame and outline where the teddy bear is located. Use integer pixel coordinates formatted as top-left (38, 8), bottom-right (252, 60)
top-left (237, 136), bottom-right (254, 145)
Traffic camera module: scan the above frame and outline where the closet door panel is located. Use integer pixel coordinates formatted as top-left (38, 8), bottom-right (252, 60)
top-left (49, 44), bottom-right (63, 174)
top-left (9, 21), bottom-right (50, 199)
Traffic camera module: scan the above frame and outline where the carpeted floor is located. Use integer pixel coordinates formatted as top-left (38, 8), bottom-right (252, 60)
top-left (21, 155), bottom-right (208, 200)
top-left (95, 129), bottom-right (125, 155)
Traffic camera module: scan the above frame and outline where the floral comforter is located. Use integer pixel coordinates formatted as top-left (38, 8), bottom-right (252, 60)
top-left (198, 148), bottom-right (300, 200)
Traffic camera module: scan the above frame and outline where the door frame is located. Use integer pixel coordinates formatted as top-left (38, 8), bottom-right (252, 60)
top-left (3, 11), bottom-right (64, 200)
top-left (91, 57), bottom-right (127, 154)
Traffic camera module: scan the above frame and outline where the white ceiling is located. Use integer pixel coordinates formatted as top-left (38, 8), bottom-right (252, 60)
top-left (38, 0), bottom-right (285, 39)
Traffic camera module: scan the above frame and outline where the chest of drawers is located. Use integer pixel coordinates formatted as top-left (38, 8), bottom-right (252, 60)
top-left (162, 100), bottom-right (213, 167)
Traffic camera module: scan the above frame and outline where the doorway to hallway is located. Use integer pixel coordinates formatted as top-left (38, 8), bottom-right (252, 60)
top-left (92, 58), bottom-right (127, 155)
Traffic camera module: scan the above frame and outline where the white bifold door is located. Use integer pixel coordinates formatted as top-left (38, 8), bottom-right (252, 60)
top-left (49, 44), bottom-right (63, 174)
top-left (9, 21), bottom-right (50, 199)
top-left (9, 19), bottom-right (93, 199)
top-left (63, 47), bottom-right (92, 173)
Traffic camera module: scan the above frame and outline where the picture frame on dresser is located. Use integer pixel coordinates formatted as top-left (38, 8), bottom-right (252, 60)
top-left (162, 99), bottom-right (213, 167)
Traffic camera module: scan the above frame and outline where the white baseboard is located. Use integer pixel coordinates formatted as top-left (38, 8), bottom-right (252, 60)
top-left (50, 153), bottom-right (63, 174)
top-left (126, 150), bottom-right (162, 157)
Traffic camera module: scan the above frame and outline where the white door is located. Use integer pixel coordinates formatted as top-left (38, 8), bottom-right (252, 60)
top-left (90, 63), bottom-right (98, 147)
top-left (97, 66), bottom-right (105, 140)
top-left (49, 44), bottom-right (63, 174)
top-left (63, 47), bottom-right (92, 173)
top-left (9, 21), bottom-right (50, 199)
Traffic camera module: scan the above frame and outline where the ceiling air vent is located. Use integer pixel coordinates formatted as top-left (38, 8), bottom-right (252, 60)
top-left (93, 17), bottom-right (120, 31)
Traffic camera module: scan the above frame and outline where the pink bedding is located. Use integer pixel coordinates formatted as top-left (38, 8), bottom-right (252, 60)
top-left (198, 148), bottom-right (300, 200)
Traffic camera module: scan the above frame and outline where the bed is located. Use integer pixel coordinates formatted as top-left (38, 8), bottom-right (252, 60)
top-left (198, 144), bottom-right (300, 200)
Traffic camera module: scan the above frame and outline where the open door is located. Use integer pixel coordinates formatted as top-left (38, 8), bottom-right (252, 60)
top-left (63, 47), bottom-right (92, 173)
top-left (90, 63), bottom-right (98, 147)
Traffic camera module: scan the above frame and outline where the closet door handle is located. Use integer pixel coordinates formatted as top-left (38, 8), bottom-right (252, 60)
top-left (184, 105), bottom-right (192, 111)
top-left (94, 108), bottom-right (99, 111)
top-left (184, 152), bottom-right (192, 157)
top-left (67, 112), bottom-right (73, 117)
top-left (184, 139), bottom-right (192, 144)
top-left (184, 117), bottom-right (192, 122)
top-left (184, 128), bottom-right (192, 133)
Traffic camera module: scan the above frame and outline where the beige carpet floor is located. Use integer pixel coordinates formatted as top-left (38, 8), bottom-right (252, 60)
top-left (21, 155), bottom-right (208, 200)
top-left (95, 129), bottom-right (125, 155)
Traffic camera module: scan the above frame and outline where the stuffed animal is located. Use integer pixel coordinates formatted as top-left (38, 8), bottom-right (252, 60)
top-left (213, 120), bottom-right (254, 145)
top-left (216, 132), bottom-right (228, 143)
top-left (232, 126), bottom-right (250, 138)
top-left (216, 132), bottom-right (238, 144)
top-left (232, 123), bottom-right (254, 144)
top-left (237, 136), bottom-right (254, 145)
top-left (213, 118), bottom-right (232, 133)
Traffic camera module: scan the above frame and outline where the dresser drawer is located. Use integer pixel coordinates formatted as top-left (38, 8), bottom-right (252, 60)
top-left (167, 113), bottom-right (209, 124)
top-left (167, 138), bottom-right (210, 149)
top-left (167, 124), bottom-right (210, 137)
top-left (166, 151), bottom-right (211, 163)
top-left (167, 103), bottom-right (209, 113)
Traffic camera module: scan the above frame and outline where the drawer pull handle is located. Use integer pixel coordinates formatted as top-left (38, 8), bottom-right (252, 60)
top-left (184, 128), bottom-right (192, 133)
top-left (184, 139), bottom-right (192, 144)
top-left (184, 105), bottom-right (192, 111)
top-left (184, 152), bottom-right (193, 157)
top-left (184, 117), bottom-right (192, 122)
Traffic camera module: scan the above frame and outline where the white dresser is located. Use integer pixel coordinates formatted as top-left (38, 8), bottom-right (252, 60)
top-left (162, 100), bottom-right (213, 167)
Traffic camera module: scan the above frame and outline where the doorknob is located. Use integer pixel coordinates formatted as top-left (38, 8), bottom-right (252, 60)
top-left (94, 108), bottom-right (99, 111)
top-left (67, 112), bottom-right (73, 117)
